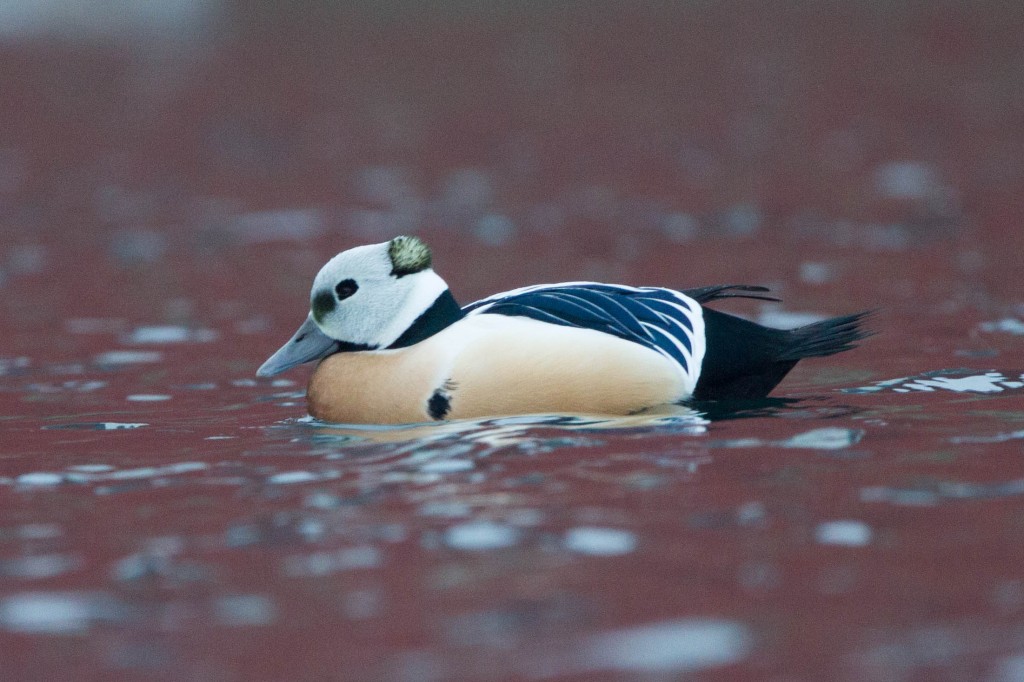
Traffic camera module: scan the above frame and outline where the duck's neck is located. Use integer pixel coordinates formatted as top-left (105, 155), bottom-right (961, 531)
top-left (388, 290), bottom-right (465, 349)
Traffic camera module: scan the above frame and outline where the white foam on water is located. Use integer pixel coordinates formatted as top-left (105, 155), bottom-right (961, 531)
top-left (126, 394), bottom-right (172, 402)
top-left (815, 520), bottom-right (873, 546)
top-left (564, 527), bottom-right (637, 556)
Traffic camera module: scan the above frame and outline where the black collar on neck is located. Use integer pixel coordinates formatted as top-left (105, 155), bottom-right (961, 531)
top-left (388, 290), bottom-right (465, 349)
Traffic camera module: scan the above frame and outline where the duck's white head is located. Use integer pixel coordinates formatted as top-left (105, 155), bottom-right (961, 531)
top-left (257, 236), bottom-right (453, 377)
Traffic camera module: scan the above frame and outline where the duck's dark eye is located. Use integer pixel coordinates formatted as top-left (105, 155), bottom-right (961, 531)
top-left (335, 279), bottom-right (358, 300)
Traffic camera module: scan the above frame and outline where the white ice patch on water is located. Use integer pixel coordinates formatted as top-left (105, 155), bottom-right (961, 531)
top-left (227, 208), bottom-right (325, 243)
top-left (860, 486), bottom-right (939, 506)
top-left (814, 520), bottom-right (873, 546)
top-left (0, 592), bottom-right (115, 634)
top-left (65, 318), bottom-right (126, 334)
top-left (951, 429), bottom-right (1024, 444)
top-left (908, 374), bottom-right (1008, 393)
top-left (564, 527), bottom-right (637, 556)
top-left (108, 462), bottom-right (207, 480)
top-left (42, 422), bottom-right (148, 431)
top-left (282, 547), bottom-right (382, 577)
top-left (757, 307), bottom-right (826, 329)
top-left (0, 356), bottom-right (30, 375)
top-left (94, 350), bottom-right (162, 365)
top-left (19, 524), bottom-right (61, 540)
top-left (444, 521), bottom-right (521, 551)
top-left (717, 428), bottom-right (863, 451)
top-left (475, 213), bottom-right (516, 246)
top-left (60, 462), bottom-right (207, 485)
top-left (980, 318), bottom-right (1024, 336)
top-left (847, 371), bottom-right (1024, 395)
top-left (575, 619), bottom-right (753, 673)
top-left (126, 394), bottom-right (171, 402)
top-left (782, 428), bottom-right (864, 450)
top-left (418, 501), bottom-right (473, 518)
top-left (873, 161), bottom-right (941, 200)
top-left (123, 325), bottom-right (218, 344)
top-left (419, 459), bottom-right (475, 474)
top-left (214, 595), bottom-right (276, 627)
top-left (994, 653), bottom-right (1024, 682)
top-left (799, 261), bottom-right (835, 285)
top-left (0, 554), bottom-right (81, 580)
top-left (266, 471), bottom-right (321, 485)
top-left (16, 472), bottom-right (63, 487)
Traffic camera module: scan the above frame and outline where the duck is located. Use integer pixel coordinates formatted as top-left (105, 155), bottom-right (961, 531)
top-left (257, 235), bottom-right (871, 424)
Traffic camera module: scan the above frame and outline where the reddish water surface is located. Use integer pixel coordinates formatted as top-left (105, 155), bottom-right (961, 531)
top-left (2, 3), bottom-right (1024, 681)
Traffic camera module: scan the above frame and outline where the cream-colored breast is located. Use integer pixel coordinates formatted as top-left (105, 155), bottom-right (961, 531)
top-left (306, 315), bottom-right (689, 424)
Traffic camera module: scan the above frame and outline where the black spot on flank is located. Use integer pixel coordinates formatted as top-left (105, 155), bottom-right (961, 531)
top-left (335, 278), bottom-right (358, 300)
top-left (311, 291), bottom-right (335, 324)
top-left (427, 389), bottom-right (451, 420)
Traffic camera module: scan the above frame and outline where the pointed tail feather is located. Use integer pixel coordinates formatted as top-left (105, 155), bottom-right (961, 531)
top-left (777, 310), bottom-right (876, 361)
top-left (693, 307), bottom-right (875, 400)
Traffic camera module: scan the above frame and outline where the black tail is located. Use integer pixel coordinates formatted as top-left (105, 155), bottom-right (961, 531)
top-left (692, 308), bottom-right (874, 400)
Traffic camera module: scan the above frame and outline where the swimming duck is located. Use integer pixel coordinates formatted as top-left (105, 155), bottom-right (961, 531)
top-left (257, 236), bottom-right (870, 424)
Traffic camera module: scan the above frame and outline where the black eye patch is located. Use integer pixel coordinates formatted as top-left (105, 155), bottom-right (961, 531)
top-left (312, 291), bottom-right (336, 324)
top-left (335, 279), bottom-right (358, 300)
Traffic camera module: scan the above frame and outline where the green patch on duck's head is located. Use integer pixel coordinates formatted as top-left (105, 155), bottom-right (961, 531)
top-left (387, 235), bottom-right (432, 277)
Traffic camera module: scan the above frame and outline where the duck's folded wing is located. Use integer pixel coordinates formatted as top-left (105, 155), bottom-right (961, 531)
top-left (462, 283), bottom-right (705, 380)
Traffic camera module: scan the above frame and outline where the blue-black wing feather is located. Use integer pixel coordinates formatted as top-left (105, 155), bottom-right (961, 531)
top-left (463, 284), bottom-right (699, 373)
